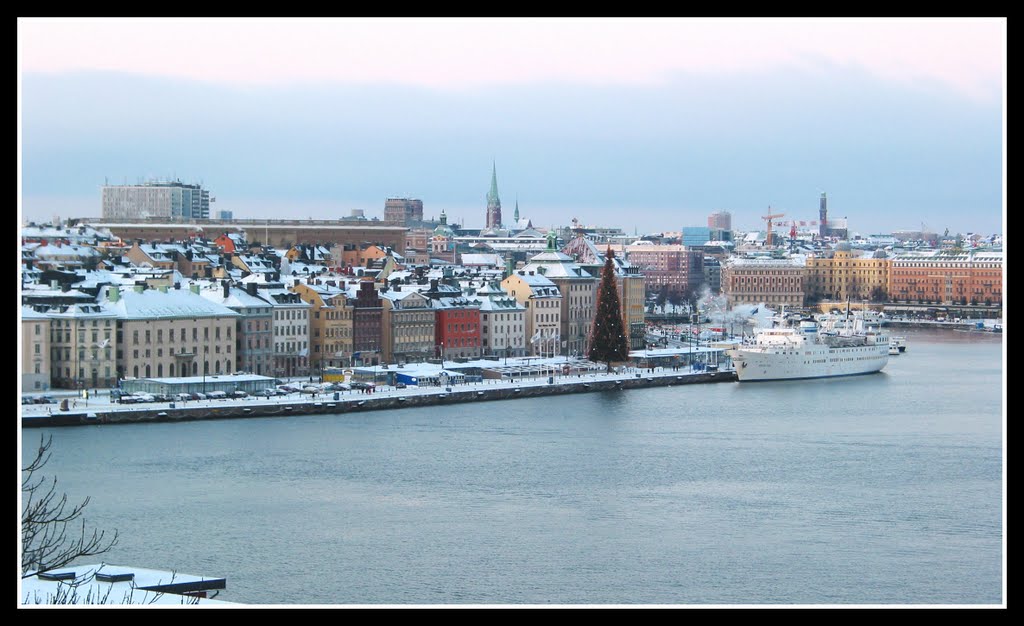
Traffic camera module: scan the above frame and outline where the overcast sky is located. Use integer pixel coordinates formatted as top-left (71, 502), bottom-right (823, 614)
top-left (18, 17), bottom-right (1005, 235)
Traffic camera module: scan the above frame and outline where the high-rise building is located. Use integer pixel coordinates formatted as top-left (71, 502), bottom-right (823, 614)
top-left (102, 180), bottom-right (211, 220)
top-left (819, 192), bottom-right (828, 239)
top-left (708, 211), bottom-right (732, 230)
top-left (384, 198), bottom-right (424, 225)
top-left (485, 163), bottom-right (502, 229)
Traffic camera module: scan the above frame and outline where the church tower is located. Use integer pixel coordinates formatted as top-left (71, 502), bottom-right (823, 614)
top-left (486, 162), bottom-right (502, 229)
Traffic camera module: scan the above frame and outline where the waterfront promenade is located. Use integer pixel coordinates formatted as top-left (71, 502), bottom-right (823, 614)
top-left (21, 366), bottom-right (736, 428)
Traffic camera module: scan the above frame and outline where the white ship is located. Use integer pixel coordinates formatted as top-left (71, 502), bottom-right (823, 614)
top-left (730, 316), bottom-right (890, 382)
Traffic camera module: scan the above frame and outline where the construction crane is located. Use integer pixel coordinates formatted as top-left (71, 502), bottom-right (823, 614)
top-left (762, 209), bottom-right (785, 247)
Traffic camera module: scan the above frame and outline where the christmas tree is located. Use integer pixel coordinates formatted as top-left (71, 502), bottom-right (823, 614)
top-left (588, 247), bottom-right (629, 372)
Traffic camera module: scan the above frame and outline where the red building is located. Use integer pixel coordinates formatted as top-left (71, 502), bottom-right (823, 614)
top-left (432, 298), bottom-right (482, 361)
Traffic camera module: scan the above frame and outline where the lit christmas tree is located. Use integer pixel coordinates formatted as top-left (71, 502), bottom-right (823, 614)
top-left (587, 247), bottom-right (629, 372)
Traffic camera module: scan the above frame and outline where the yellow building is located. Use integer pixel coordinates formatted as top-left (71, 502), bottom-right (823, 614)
top-left (291, 282), bottom-right (353, 370)
top-left (805, 244), bottom-right (890, 303)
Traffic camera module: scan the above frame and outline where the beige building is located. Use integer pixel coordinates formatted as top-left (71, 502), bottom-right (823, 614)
top-left (520, 236), bottom-right (598, 357)
top-left (474, 282), bottom-right (527, 358)
top-left (291, 282), bottom-right (353, 370)
top-left (104, 284), bottom-right (240, 381)
top-left (500, 270), bottom-right (562, 357)
top-left (721, 257), bottom-right (806, 309)
top-left (43, 303), bottom-right (118, 390)
top-left (380, 287), bottom-right (436, 364)
top-left (805, 244), bottom-right (890, 303)
top-left (22, 307), bottom-right (51, 392)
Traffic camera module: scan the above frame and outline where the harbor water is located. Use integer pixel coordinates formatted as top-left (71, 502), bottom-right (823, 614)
top-left (20, 328), bottom-right (1004, 605)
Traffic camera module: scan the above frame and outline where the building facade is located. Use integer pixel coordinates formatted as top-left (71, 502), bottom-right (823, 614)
top-left (721, 257), bottom-right (806, 308)
top-left (520, 235), bottom-right (598, 357)
top-left (380, 288), bottom-right (435, 364)
top-left (22, 307), bottom-right (51, 392)
top-left (475, 283), bottom-right (527, 359)
top-left (805, 244), bottom-right (890, 303)
top-left (708, 211), bottom-right (732, 230)
top-left (500, 271), bottom-right (562, 357)
top-left (199, 282), bottom-right (275, 376)
top-left (433, 298), bottom-right (482, 361)
top-left (619, 243), bottom-right (705, 300)
top-left (383, 198), bottom-right (424, 225)
top-left (889, 250), bottom-right (1004, 306)
top-left (291, 282), bottom-right (353, 371)
top-left (351, 280), bottom-right (383, 366)
top-left (104, 285), bottom-right (239, 381)
top-left (264, 288), bottom-right (312, 377)
top-left (102, 180), bottom-right (210, 220)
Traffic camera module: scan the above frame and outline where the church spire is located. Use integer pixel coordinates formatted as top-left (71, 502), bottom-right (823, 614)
top-left (486, 161), bottom-right (502, 229)
top-left (514, 194), bottom-right (519, 223)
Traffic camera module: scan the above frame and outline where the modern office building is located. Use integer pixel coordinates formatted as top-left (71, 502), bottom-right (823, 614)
top-left (102, 180), bottom-right (211, 220)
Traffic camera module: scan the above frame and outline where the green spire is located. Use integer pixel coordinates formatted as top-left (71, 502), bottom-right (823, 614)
top-left (487, 161), bottom-right (500, 206)
top-left (546, 230), bottom-right (557, 251)
top-left (514, 195), bottom-right (519, 222)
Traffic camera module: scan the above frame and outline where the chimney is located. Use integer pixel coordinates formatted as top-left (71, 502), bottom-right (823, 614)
top-left (50, 279), bottom-right (58, 290)
top-left (174, 282), bottom-right (181, 290)
top-left (108, 285), bottom-right (120, 302)
top-left (430, 279), bottom-right (438, 291)
top-left (246, 282), bottom-right (257, 297)
top-left (222, 280), bottom-right (230, 298)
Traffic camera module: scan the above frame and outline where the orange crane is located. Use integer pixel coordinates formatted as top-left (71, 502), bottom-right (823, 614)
top-left (762, 210), bottom-right (785, 246)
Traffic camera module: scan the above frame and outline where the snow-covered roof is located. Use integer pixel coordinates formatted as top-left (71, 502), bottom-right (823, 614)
top-left (198, 285), bottom-right (273, 309)
top-left (460, 253), bottom-right (504, 267)
top-left (506, 272), bottom-right (557, 289)
top-left (102, 287), bottom-right (241, 320)
top-left (21, 563), bottom-right (231, 606)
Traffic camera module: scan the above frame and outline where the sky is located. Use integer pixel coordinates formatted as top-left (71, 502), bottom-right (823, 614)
top-left (18, 17), bottom-right (1006, 236)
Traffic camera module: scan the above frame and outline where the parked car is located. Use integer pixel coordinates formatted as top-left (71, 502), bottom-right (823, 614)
top-left (394, 382), bottom-right (407, 389)
top-left (174, 393), bottom-right (193, 402)
top-left (191, 392), bottom-right (207, 400)
top-left (230, 390), bottom-right (248, 398)
top-left (205, 391), bottom-right (227, 399)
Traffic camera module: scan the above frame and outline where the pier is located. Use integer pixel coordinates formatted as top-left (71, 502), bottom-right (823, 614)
top-left (21, 369), bottom-right (736, 428)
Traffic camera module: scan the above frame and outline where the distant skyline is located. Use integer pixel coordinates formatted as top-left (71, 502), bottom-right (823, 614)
top-left (18, 17), bottom-right (1006, 235)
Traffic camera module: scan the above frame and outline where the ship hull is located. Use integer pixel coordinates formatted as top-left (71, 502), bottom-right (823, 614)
top-left (732, 345), bottom-right (888, 382)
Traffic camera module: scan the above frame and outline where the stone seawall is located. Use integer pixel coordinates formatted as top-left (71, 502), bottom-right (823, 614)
top-left (22, 371), bottom-right (736, 428)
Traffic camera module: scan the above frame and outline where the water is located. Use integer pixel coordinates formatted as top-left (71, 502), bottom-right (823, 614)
top-left (21, 328), bottom-right (1004, 605)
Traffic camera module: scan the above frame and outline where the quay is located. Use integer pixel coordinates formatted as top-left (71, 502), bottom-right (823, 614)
top-left (21, 369), bottom-right (735, 428)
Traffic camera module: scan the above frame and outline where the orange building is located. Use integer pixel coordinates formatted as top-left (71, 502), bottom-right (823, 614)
top-left (889, 250), bottom-right (1003, 306)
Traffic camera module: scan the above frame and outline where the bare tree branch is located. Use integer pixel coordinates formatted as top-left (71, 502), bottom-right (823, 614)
top-left (21, 434), bottom-right (119, 578)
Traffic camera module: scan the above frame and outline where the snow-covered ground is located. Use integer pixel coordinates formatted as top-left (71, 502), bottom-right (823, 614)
top-left (20, 363), bottom-right (728, 419)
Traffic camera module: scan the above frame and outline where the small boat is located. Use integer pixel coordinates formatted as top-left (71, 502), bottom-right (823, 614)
top-left (890, 336), bottom-right (907, 352)
top-left (888, 344), bottom-right (900, 355)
